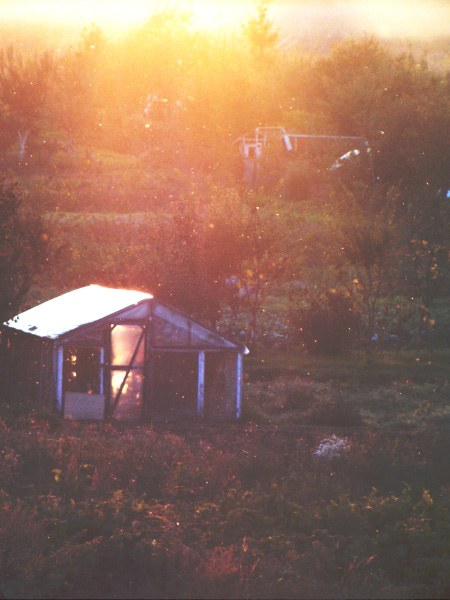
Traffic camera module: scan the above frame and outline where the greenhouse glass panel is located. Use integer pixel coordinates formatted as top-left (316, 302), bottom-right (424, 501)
top-left (111, 370), bottom-right (143, 421)
top-left (111, 325), bottom-right (144, 366)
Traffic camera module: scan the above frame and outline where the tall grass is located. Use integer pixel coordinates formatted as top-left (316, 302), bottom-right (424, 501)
top-left (0, 402), bottom-right (450, 598)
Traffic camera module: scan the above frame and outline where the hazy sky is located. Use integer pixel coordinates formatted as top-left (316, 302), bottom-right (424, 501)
top-left (2, 0), bottom-right (450, 40)
top-left (1, 0), bottom-right (248, 30)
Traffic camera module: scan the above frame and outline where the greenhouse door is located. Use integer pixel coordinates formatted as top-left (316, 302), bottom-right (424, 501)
top-left (110, 324), bottom-right (145, 421)
top-left (150, 352), bottom-right (198, 420)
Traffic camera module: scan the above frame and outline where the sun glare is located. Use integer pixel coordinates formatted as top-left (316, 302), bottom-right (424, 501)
top-left (2, 0), bottom-right (149, 28)
top-left (2, 0), bottom-right (252, 33)
top-left (354, 0), bottom-right (450, 40)
top-left (190, 1), bottom-right (250, 32)
top-left (3, 0), bottom-right (449, 40)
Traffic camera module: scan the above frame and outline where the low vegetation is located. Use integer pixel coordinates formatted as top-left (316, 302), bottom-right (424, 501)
top-left (1, 350), bottom-right (450, 599)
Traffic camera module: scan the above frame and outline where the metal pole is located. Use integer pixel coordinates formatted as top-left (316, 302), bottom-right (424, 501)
top-left (56, 345), bottom-right (64, 412)
top-left (236, 353), bottom-right (243, 419)
top-left (99, 347), bottom-right (104, 395)
top-left (197, 351), bottom-right (205, 418)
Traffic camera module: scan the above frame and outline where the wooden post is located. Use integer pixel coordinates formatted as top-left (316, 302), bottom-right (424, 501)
top-left (99, 347), bottom-right (105, 395)
top-left (142, 326), bottom-right (153, 420)
top-left (197, 351), bottom-right (205, 419)
top-left (236, 353), bottom-right (243, 419)
top-left (55, 345), bottom-right (64, 412)
top-left (103, 326), bottom-right (112, 420)
top-left (44, 344), bottom-right (52, 406)
top-left (0, 330), bottom-right (8, 398)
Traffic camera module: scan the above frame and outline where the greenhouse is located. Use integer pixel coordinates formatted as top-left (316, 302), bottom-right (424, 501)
top-left (1, 285), bottom-right (245, 421)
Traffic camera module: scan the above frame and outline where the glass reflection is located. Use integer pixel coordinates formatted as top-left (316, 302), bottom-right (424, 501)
top-left (111, 325), bottom-right (144, 366)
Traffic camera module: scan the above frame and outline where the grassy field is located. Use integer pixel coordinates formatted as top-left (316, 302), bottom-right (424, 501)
top-left (243, 350), bottom-right (450, 429)
top-left (245, 348), bottom-right (450, 384)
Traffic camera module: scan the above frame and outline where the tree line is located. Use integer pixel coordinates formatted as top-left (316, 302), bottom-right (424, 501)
top-left (1, 4), bottom-right (449, 355)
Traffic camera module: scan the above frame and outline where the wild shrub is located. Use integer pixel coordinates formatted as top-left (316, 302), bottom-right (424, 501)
top-left (292, 289), bottom-right (359, 355)
top-left (0, 399), bottom-right (34, 428)
top-left (240, 402), bottom-right (272, 424)
top-left (285, 386), bottom-right (316, 412)
top-left (244, 378), bottom-right (324, 421)
top-left (282, 157), bottom-right (322, 203)
top-left (0, 500), bottom-right (47, 595)
top-left (190, 546), bottom-right (241, 599)
top-left (306, 398), bottom-right (363, 427)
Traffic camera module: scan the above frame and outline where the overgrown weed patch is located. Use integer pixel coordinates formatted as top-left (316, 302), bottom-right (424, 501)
top-left (0, 410), bottom-right (450, 598)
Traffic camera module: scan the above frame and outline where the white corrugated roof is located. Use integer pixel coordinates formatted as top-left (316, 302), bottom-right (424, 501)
top-left (4, 285), bottom-right (153, 339)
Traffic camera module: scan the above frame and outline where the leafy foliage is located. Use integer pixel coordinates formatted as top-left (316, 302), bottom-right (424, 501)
top-left (293, 37), bottom-right (450, 191)
top-left (292, 288), bottom-right (359, 355)
top-left (0, 46), bottom-right (52, 159)
top-left (242, 1), bottom-right (279, 57)
top-left (0, 22), bottom-right (448, 352)
top-left (0, 178), bottom-right (49, 322)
